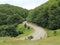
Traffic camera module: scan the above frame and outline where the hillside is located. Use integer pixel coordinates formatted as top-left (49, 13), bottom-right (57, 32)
top-left (0, 0), bottom-right (60, 45)
top-left (0, 4), bottom-right (28, 37)
top-left (27, 0), bottom-right (60, 30)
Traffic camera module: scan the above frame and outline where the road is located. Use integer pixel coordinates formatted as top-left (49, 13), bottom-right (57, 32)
top-left (16, 21), bottom-right (47, 40)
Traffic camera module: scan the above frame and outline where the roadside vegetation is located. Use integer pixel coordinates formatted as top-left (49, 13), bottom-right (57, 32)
top-left (16, 24), bottom-right (34, 38)
top-left (45, 29), bottom-right (60, 37)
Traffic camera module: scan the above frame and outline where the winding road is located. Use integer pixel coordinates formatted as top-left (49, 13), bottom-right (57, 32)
top-left (16, 21), bottom-right (47, 40)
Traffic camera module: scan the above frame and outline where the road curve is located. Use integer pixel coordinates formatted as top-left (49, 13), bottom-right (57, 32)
top-left (16, 21), bottom-right (47, 40)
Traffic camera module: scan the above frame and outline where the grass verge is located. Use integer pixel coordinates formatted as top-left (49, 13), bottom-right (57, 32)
top-left (16, 24), bottom-right (34, 38)
top-left (0, 36), bottom-right (60, 45)
top-left (45, 29), bottom-right (60, 37)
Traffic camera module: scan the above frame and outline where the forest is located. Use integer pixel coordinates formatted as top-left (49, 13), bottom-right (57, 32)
top-left (0, 4), bottom-right (28, 37)
top-left (27, 0), bottom-right (60, 30)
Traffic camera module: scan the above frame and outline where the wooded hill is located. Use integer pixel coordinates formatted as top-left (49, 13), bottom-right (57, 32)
top-left (27, 0), bottom-right (60, 30)
top-left (0, 4), bottom-right (28, 37)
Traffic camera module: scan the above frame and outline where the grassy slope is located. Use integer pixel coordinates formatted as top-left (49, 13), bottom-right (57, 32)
top-left (16, 24), bottom-right (34, 38)
top-left (45, 29), bottom-right (60, 37)
top-left (0, 25), bottom-right (60, 45)
top-left (0, 36), bottom-right (60, 45)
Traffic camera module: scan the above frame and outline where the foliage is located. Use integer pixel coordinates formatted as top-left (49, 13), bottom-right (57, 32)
top-left (0, 25), bottom-right (19, 37)
top-left (46, 29), bottom-right (60, 37)
top-left (28, 36), bottom-right (33, 40)
top-left (27, 0), bottom-right (60, 30)
top-left (16, 24), bottom-right (34, 38)
top-left (0, 4), bottom-right (28, 37)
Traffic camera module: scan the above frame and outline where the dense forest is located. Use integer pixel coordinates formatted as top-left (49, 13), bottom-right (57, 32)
top-left (27, 0), bottom-right (60, 30)
top-left (0, 4), bottom-right (28, 37)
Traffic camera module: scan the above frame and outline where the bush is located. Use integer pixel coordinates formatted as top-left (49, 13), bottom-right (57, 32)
top-left (28, 36), bottom-right (33, 40)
